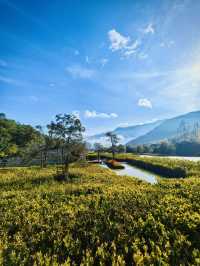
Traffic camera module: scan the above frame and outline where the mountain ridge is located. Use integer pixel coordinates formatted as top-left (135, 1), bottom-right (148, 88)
top-left (87, 120), bottom-right (163, 145)
top-left (127, 110), bottom-right (200, 146)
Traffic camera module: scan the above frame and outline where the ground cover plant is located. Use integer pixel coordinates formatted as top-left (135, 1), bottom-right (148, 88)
top-left (0, 163), bottom-right (200, 265)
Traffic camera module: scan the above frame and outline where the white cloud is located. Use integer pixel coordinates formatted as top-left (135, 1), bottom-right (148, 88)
top-left (142, 23), bottom-right (155, 34)
top-left (87, 136), bottom-right (111, 146)
top-left (160, 40), bottom-right (175, 48)
top-left (66, 65), bottom-right (95, 79)
top-left (126, 39), bottom-right (140, 51)
top-left (108, 29), bottom-right (130, 51)
top-left (100, 58), bottom-right (109, 67)
top-left (108, 29), bottom-right (140, 57)
top-left (0, 75), bottom-right (23, 86)
top-left (72, 110), bottom-right (80, 119)
top-left (84, 110), bottom-right (118, 119)
top-left (138, 98), bottom-right (152, 109)
top-left (123, 49), bottom-right (136, 57)
top-left (117, 122), bottom-right (132, 128)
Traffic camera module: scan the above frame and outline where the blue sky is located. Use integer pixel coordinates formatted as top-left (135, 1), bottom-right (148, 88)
top-left (1, 0), bottom-right (200, 135)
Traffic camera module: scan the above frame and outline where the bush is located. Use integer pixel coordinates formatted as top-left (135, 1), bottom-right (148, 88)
top-left (105, 159), bottom-right (125, 169)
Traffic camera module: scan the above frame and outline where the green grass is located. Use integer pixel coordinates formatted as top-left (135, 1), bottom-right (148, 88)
top-left (0, 164), bottom-right (200, 265)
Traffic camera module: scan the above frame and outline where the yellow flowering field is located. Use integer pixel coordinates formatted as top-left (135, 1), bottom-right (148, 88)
top-left (0, 164), bottom-right (200, 265)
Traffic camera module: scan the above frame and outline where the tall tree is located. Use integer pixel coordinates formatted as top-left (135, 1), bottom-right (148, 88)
top-left (48, 114), bottom-right (85, 179)
top-left (35, 125), bottom-right (55, 167)
top-left (94, 143), bottom-right (104, 162)
top-left (106, 132), bottom-right (119, 160)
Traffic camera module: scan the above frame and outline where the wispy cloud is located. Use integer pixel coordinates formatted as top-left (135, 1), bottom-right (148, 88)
top-left (117, 122), bottom-right (132, 128)
top-left (66, 65), bottom-right (96, 79)
top-left (108, 29), bottom-right (130, 51)
top-left (0, 75), bottom-right (23, 86)
top-left (142, 23), bottom-right (155, 34)
top-left (160, 40), bottom-right (175, 48)
top-left (108, 29), bottom-right (140, 57)
top-left (138, 98), bottom-right (152, 109)
top-left (72, 110), bottom-right (80, 119)
top-left (29, 96), bottom-right (39, 103)
top-left (84, 110), bottom-right (118, 119)
top-left (100, 58), bottom-right (109, 67)
top-left (124, 40), bottom-right (141, 57)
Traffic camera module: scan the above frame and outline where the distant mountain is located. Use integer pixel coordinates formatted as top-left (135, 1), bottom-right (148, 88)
top-left (87, 120), bottom-right (162, 145)
top-left (127, 111), bottom-right (200, 146)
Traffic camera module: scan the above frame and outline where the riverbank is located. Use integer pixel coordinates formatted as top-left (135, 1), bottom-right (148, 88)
top-left (87, 153), bottom-right (200, 178)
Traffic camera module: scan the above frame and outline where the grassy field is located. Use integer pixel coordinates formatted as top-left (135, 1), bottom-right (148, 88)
top-left (0, 163), bottom-right (200, 265)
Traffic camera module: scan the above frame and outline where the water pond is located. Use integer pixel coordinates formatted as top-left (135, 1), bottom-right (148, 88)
top-left (101, 162), bottom-right (158, 184)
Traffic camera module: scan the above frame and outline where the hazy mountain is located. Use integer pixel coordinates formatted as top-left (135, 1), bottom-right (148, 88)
top-left (87, 120), bottom-right (162, 145)
top-left (127, 111), bottom-right (200, 146)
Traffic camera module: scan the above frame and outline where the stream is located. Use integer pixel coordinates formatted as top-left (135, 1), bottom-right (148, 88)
top-left (101, 162), bottom-right (158, 184)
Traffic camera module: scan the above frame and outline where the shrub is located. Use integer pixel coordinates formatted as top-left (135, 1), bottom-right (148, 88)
top-left (105, 159), bottom-right (125, 169)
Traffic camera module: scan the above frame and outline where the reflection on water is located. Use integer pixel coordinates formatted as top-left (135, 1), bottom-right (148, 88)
top-left (140, 155), bottom-right (200, 161)
top-left (102, 162), bottom-right (157, 184)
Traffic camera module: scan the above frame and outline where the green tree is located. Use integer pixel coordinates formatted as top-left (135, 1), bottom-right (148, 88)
top-left (116, 144), bottom-right (126, 153)
top-left (35, 126), bottom-right (56, 167)
top-left (0, 114), bottom-right (41, 160)
top-left (48, 114), bottom-right (85, 179)
top-left (0, 118), bottom-right (18, 161)
top-left (94, 143), bottom-right (104, 162)
top-left (106, 132), bottom-right (119, 160)
top-left (136, 145), bottom-right (144, 154)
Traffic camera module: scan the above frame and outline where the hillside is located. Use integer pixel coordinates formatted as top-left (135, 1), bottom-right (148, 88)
top-left (87, 120), bottom-right (162, 145)
top-left (128, 111), bottom-right (200, 146)
top-left (0, 114), bottom-right (40, 158)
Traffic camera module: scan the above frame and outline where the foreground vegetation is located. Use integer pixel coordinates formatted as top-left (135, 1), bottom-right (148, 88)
top-left (1, 164), bottom-right (200, 265)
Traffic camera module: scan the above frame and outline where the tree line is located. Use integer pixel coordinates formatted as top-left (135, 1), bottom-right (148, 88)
top-left (0, 113), bottom-right (86, 179)
top-left (0, 113), bottom-right (124, 176)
